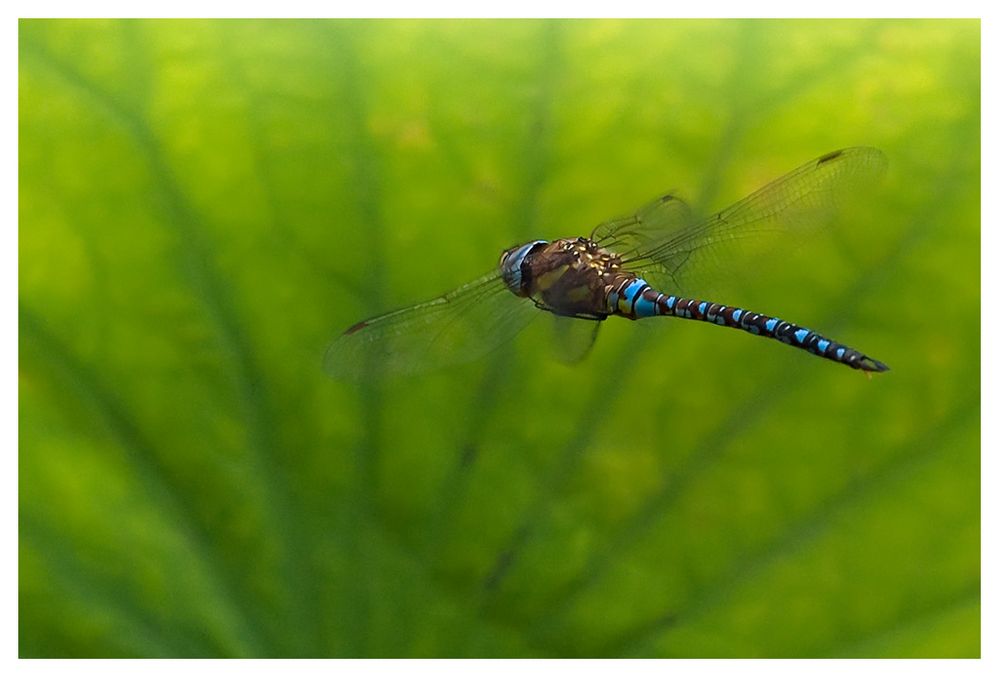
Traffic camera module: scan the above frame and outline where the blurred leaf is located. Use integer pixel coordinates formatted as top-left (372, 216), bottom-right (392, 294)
top-left (19, 19), bottom-right (979, 657)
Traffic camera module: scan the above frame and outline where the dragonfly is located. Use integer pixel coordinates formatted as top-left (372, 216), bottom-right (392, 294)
top-left (324, 147), bottom-right (889, 381)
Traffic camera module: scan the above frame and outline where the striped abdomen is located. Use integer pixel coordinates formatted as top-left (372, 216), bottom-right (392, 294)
top-left (607, 277), bottom-right (888, 373)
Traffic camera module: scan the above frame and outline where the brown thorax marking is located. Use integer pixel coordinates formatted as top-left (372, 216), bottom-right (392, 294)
top-left (526, 237), bottom-right (627, 317)
top-left (563, 237), bottom-right (621, 275)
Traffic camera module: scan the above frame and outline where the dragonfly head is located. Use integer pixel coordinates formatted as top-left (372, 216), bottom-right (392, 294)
top-left (500, 240), bottom-right (548, 296)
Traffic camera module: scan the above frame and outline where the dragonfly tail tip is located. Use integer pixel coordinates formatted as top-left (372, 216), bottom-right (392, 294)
top-left (860, 356), bottom-right (890, 375)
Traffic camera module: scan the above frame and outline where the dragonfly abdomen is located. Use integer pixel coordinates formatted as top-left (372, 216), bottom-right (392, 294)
top-left (609, 277), bottom-right (888, 372)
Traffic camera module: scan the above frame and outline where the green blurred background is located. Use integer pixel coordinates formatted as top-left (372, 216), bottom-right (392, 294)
top-left (19, 19), bottom-right (980, 657)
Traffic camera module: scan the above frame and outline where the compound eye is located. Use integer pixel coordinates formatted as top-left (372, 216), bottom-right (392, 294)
top-left (499, 244), bottom-right (520, 267)
top-left (526, 240), bottom-right (548, 256)
top-left (500, 240), bottom-right (548, 296)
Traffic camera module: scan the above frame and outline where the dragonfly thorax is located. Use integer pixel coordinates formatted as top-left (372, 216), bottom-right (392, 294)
top-left (547, 237), bottom-right (623, 278)
top-left (500, 236), bottom-right (628, 319)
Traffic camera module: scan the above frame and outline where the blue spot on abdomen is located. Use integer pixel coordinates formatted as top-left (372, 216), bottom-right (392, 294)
top-left (622, 279), bottom-right (647, 301)
top-left (634, 296), bottom-right (656, 317)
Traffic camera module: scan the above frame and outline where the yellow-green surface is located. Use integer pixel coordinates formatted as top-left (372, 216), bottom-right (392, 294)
top-left (19, 19), bottom-right (980, 657)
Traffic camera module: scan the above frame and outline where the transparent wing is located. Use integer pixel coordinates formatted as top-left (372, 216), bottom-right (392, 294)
top-left (600, 147), bottom-right (888, 294)
top-left (324, 271), bottom-right (537, 381)
top-left (591, 193), bottom-right (694, 254)
top-left (550, 316), bottom-right (602, 365)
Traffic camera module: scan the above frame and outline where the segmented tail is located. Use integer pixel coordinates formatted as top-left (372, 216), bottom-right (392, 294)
top-left (612, 278), bottom-right (888, 372)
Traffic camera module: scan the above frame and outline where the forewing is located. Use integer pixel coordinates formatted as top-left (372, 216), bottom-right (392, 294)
top-left (324, 272), bottom-right (537, 381)
top-left (620, 147), bottom-right (888, 293)
top-left (591, 193), bottom-right (694, 254)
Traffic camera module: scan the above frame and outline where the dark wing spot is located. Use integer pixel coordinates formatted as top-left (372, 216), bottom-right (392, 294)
top-left (345, 320), bottom-right (369, 335)
top-left (817, 149), bottom-right (844, 165)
